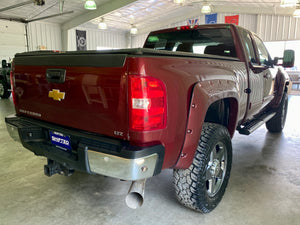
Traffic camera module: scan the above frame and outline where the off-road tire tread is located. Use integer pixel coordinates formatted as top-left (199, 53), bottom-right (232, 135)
top-left (0, 79), bottom-right (11, 99)
top-left (266, 92), bottom-right (288, 133)
top-left (173, 123), bottom-right (232, 213)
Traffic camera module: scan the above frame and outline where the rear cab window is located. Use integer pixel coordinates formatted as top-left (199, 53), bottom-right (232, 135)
top-left (144, 27), bottom-right (237, 58)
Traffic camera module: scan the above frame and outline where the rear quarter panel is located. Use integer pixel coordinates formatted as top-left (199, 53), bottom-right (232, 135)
top-left (127, 56), bottom-right (247, 169)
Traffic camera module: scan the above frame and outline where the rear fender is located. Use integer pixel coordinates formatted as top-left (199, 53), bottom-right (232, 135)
top-left (269, 68), bottom-right (289, 108)
top-left (174, 83), bottom-right (208, 169)
top-left (174, 81), bottom-right (239, 169)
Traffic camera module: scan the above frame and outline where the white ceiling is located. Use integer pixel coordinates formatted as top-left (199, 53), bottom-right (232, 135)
top-left (0, 0), bottom-right (298, 34)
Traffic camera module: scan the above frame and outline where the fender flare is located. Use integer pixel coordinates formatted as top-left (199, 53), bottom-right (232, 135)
top-left (174, 81), bottom-right (239, 169)
top-left (173, 83), bottom-right (208, 169)
top-left (269, 68), bottom-right (288, 108)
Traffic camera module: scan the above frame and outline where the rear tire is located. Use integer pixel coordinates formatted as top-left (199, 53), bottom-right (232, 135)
top-left (0, 79), bottom-right (11, 99)
top-left (173, 123), bottom-right (232, 213)
top-left (266, 93), bottom-right (288, 133)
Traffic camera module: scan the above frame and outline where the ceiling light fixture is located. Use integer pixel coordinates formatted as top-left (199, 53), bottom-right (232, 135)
top-left (130, 25), bottom-right (138, 35)
top-left (85, 0), bottom-right (97, 10)
top-left (293, 4), bottom-right (300, 17)
top-left (98, 18), bottom-right (107, 29)
top-left (173, 0), bottom-right (185, 4)
top-left (201, 4), bottom-right (211, 14)
top-left (280, 0), bottom-right (297, 7)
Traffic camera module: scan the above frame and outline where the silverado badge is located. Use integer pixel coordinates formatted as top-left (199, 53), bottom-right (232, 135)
top-left (48, 89), bottom-right (65, 101)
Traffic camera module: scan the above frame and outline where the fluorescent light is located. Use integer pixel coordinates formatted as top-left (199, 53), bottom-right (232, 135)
top-left (98, 18), bottom-right (107, 29)
top-left (130, 26), bottom-right (138, 35)
top-left (85, 0), bottom-right (97, 10)
top-left (201, 4), bottom-right (211, 14)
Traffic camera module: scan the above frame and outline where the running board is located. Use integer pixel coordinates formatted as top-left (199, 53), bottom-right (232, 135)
top-left (238, 112), bottom-right (276, 135)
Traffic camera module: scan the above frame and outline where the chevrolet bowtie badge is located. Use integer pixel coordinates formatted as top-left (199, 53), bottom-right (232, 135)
top-left (49, 89), bottom-right (65, 101)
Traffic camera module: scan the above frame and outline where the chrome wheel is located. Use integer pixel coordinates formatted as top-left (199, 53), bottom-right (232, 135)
top-left (206, 142), bottom-right (227, 197)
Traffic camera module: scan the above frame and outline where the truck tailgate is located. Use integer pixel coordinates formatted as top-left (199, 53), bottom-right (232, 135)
top-left (13, 52), bottom-right (129, 139)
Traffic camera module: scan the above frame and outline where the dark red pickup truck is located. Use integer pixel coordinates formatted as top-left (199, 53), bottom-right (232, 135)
top-left (6, 24), bottom-right (294, 212)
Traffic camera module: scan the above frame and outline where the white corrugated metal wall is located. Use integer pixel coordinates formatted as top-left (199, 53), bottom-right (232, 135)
top-left (131, 34), bottom-right (148, 48)
top-left (0, 20), bottom-right (26, 61)
top-left (257, 15), bottom-right (300, 41)
top-left (27, 22), bottom-right (62, 51)
top-left (24, 14), bottom-right (300, 51)
top-left (67, 27), bottom-right (127, 51)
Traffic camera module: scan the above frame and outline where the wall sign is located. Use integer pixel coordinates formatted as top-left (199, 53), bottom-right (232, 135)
top-left (76, 30), bottom-right (87, 51)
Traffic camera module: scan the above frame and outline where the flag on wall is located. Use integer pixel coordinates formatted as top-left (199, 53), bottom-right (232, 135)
top-left (76, 30), bottom-right (87, 51)
top-left (187, 19), bottom-right (199, 26)
top-left (205, 13), bottom-right (218, 24)
top-left (225, 15), bottom-right (239, 25)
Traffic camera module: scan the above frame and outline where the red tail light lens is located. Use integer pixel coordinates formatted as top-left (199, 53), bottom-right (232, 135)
top-left (10, 71), bottom-right (16, 105)
top-left (129, 76), bottom-right (167, 131)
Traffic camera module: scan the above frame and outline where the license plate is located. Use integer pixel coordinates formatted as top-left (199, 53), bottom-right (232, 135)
top-left (49, 131), bottom-right (71, 150)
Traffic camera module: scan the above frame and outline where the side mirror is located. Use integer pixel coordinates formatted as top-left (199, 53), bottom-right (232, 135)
top-left (2, 59), bottom-right (7, 68)
top-left (273, 57), bottom-right (279, 65)
top-left (283, 49), bottom-right (295, 68)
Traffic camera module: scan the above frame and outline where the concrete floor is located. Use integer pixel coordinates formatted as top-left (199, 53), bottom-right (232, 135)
top-left (1, 96), bottom-right (300, 225)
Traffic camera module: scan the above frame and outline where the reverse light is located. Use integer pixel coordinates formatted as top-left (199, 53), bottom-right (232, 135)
top-left (132, 98), bottom-right (151, 110)
top-left (129, 76), bottom-right (167, 131)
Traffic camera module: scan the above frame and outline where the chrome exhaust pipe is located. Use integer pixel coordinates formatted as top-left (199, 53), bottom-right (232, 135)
top-left (125, 179), bottom-right (146, 209)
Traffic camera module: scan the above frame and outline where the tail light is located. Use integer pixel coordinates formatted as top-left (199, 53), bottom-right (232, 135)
top-left (10, 71), bottom-right (16, 105)
top-left (129, 76), bottom-right (167, 131)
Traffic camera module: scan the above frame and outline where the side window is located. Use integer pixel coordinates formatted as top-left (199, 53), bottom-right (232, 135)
top-left (253, 36), bottom-right (270, 66)
top-left (241, 30), bottom-right (257, 64)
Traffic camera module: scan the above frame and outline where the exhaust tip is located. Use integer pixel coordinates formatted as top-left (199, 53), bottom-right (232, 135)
top-left (125, 191), bottom-right (144, 209)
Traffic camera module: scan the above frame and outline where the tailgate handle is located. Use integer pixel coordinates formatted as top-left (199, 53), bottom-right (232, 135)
top-left (46, 69), bottom-right (66, 83)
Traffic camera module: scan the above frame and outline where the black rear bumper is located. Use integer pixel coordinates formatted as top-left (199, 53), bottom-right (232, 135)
top-left (5, 115), bottom-right (164, 180)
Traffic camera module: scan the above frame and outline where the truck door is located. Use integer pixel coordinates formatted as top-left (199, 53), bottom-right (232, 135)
top-left (240, 30), bottom-right (275, 119)
top-left (252, 35), bottom-right (276, 108)
top-left (240, 30), bottom-right (264, 118)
